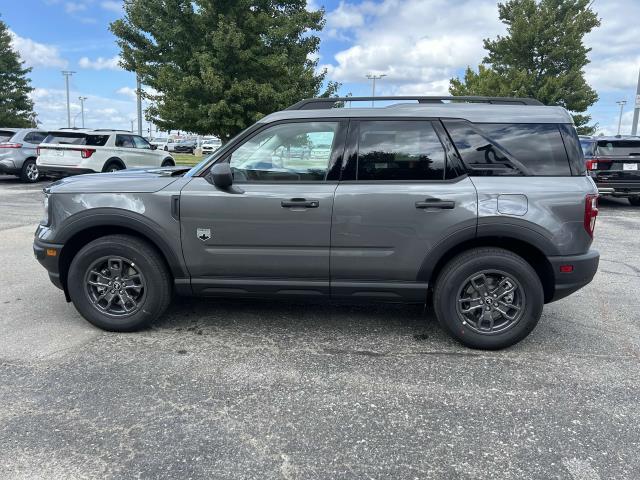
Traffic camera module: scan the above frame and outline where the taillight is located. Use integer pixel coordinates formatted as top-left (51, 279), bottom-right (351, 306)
top-left (36, 146), bottom-right (41, 156)
top-left (586, 158), bottom-right (612, 171)
top-left (80, 148), bottom-right (96, 159)
top-left (584, 194), bottom-right (598, 238)
top-left (0, 142), bottom-right (22, 149)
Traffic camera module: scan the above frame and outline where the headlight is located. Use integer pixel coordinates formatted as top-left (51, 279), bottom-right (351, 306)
top-left (42, 193), bottom-right (50, 225)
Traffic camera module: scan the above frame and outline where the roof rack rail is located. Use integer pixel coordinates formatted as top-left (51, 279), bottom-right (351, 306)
top-left (287, 96), bottom-right (543, 110)
top-left (92, 128), bottom-right (130, 132)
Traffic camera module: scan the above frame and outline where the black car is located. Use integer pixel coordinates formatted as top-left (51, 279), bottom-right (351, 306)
top-left (173, 139), bottom-right (196, 154)
top-left (580, 135), bottom-right (640, 206)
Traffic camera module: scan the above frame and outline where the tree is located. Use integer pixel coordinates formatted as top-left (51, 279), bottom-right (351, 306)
top-left (111, 1), bottom-right (339, 141)
top-left (0, 17), bottom-right (36, 127)
top-left (449, 0), bottom-right (600, 134)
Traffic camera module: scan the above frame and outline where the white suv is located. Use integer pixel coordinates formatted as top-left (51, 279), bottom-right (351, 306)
top-left (37, 130), bottom-right (175, 176)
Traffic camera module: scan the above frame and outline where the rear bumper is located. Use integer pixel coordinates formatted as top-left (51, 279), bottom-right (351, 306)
top-left (38, 165), bottom-right (96, 177)
top-left (0, 159), bottom-right (18, 175)
top-left (33, 235), bottom-right (64, 290)
top-left (547, 250), bottom-right (599, 303)
top-left (595, 182), bottom-right (640, 197)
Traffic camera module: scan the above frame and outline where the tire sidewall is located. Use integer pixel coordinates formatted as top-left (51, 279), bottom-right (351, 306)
top-left (435, 253), bottom-right (543, 350)
top-left (68, 240), bottom-right (166, 331)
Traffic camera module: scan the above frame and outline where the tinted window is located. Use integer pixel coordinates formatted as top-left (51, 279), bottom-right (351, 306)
top-left (86, 135), bottom-right (109, 147)
top-left (229, 122), bottom-right (339, 182)
top-left (0, 130), bottom-right (15, 142)
top-left (116, 134), bottom-right (135, 148)
top-left (596, 140), bottom-right (640, 157)
top-left (357, 121), bottom-right (446, 181)
top-left (133, 136), bottom-right (151, 149)
top-left (42, 133), bottom-right (109, 146)
top-left (444, 121), bottom-right (571, 176)
top-left (23, 132), bottom-right (47, 144)
top-left (580, 139), bottom-right (594, 156)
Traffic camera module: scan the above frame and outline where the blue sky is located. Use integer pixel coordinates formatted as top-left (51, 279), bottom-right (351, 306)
top-left (4, 0), bottom-right (640, 134)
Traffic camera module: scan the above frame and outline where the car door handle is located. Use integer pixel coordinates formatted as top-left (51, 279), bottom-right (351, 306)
top-left (415, 198), bottom-right (455, 209)
top-left (281, 198), bottom-right (319, 208)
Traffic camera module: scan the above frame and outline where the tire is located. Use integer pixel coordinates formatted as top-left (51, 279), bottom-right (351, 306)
top-left (164, 146), bottom-right (168, 151)
top-left (67, 234), bottom-right (172, 332)
top-left (161, 158), bottom-right (175, 167)
top-left (20, 158), bottom-right (39, 183)
top-left (433, 247), bottom-right (543, 350)
top-left (103, 160), bottom-right (124, 173)
top-left (629, 197), bottom-right (640, 206)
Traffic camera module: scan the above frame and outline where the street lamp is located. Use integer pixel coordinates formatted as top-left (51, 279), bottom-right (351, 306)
top-left (78, 96), bottom-right (87, 128)
top-left (61, 71), bottom-right (76, 128)
top-left (365, 73), bottom-right (387, 107)
top-left (616, 100), bottom-right (627, 135)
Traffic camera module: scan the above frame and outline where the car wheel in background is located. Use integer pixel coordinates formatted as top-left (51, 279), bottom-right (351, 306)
top-left (164, 146), bottom-right (168, 151)
top-left (20, 159), bottom-right (39, 183)
top-left (433, 247), bottom-right (543, 350)
top-left (629, 197), bottom-right (640, 206)
top-left (161, 158), bottom-right (175, 167)
top-left (67, 234), bottom-right (172, 331)
top-left (103, 160), bottom-right (124, 173)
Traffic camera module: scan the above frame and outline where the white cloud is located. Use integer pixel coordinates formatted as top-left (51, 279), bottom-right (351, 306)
top-left (116, 86), bottom-right (136, 100)
top-left (101, 0), bottom-right (122, 13)
top-left (65, 1), bottom-right (87, 14)
top-left (78, 55), bottom-right (122, 70)
top-left (323, 0), bottom-right (503, 90)
top-left (8, 30), bottom-right (68, 69)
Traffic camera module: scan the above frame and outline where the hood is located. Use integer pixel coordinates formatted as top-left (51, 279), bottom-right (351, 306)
top-left (45, 166), bottom-right (191, 194)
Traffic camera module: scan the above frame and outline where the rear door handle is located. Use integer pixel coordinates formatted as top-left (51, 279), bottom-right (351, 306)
top-left (415, 198), bottom-right (455, 209)
top-left (281, 198), bottom-right (319, 208)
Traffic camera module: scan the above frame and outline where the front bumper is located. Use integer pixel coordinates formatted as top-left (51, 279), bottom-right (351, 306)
top-left (547, 249), bottom-right (599, 302)
top-left (595, 181), bottom-right (640, 197)
top-left (33, 234), bottom-right (64, 291)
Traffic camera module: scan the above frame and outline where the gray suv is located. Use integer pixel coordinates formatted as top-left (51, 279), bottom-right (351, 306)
top-left (0, 128), bottom-right (48, 182)
top-left (33, 96), bottom-right (600, 349)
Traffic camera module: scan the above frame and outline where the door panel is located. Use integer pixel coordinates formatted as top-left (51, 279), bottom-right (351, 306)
top-left (180, 178), bottom-right (337, 294)
top-left (331, 178), bottom-right (478, 285)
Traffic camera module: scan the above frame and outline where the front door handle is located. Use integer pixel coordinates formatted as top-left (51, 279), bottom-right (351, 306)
top-left (415, 198), bottom-right (455, 209)
top-left (281, 198), bottom-right (319, 208)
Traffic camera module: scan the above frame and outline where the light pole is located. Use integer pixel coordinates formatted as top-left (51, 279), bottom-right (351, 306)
top-left (631, 68), bottom-right (640, 136)
top-left (130, 120), bottom-right (134, 133)
top-left (616, 100), bottom-right (627, 135)
top-left (365, 73), bottom-right (387, 107)
top-left (72, 110), bottom-right (81, 128)
top-left (61, 71), bottom-right (76, 128)
top-left (78, 96), bottom-right (87, 128)
top-left (136, 75), bottom-right (143, 136)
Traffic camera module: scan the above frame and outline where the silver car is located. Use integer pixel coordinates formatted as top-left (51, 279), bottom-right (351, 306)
top-left (0, 128), bottom-right (48, 182)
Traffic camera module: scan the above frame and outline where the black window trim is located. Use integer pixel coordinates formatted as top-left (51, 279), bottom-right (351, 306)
top-left (203, 118), bottom-right (349, 184)
top-left (339, 117), bottom-right (468, 184)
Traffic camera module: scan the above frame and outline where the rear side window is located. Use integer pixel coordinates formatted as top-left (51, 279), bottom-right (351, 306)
top-left (23, 132), bottom-right (47, 144)
top-left (0, 130), bottom-right (16, 142)
top-left (444, 121), bottom-right (572, 176)
top-left (116, 134), bottom-right (135, 148)
top-left (85, 135), bottom-right (109, 147)
top-left (357, 121), bottom-right (448, 181)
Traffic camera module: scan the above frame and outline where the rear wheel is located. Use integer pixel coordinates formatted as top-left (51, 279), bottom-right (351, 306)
top-left (67, 235), bottom-right (172, 331)
top-left (20, 159), bottom-right (39, 183)
top-left (629, 197), bottom-right (640, 206)
top-left (103, 160), bottom-right (124, 173)
top-left (433, 247), bottom-right (543, 350)
top-left (161, 158), bottom-right (175, 167)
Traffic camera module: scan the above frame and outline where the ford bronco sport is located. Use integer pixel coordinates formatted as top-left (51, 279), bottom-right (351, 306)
top-left (34, 96), bottom-right (600, 349)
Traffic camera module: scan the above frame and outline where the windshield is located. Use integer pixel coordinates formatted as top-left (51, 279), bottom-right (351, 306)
top-left (151, 138), bottom-right (167, 142)
top-left (596, 140), bottom-right (640, 157)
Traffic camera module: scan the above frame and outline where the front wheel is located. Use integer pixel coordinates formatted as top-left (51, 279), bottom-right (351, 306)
top-left (629, 197), bottom-right (640, 206)
top-left (433, 247), bottom-right (543, 350)
top-left (67, 235), bottom-right (172, 331)
top-left (20, 159), bottom-right (39, 183)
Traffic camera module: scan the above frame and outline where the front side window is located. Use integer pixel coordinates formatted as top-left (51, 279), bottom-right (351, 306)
top-left (133, 136), bottom-right (151, 149)
top-left (357, 121), bottom-right (447, 181)
top-left (229, 122), bottom-right (339, 182)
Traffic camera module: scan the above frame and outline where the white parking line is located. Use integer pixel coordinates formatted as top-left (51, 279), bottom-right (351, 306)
top-left (563, 458), bottom-right (601, 480)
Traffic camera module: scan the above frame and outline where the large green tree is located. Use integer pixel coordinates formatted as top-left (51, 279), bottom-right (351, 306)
top-left (0, 17), bottom-right (36, 127)
top-left (111, 0), bottom-right (338, 140)
top-left (450, 0), bottom-right (600, 134)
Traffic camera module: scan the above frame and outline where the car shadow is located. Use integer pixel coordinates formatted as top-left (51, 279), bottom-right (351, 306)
top-left (598, 196), bottom-right (634, 209)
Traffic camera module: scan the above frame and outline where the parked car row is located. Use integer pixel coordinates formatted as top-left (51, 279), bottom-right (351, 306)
top-left (149, 136), bottom-right (222, 155)
top-left (0, 128), bottom-right (176, 182)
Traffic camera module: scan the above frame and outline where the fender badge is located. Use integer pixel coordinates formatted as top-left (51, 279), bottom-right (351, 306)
top-left (196, 228), bottom-right (211, 241)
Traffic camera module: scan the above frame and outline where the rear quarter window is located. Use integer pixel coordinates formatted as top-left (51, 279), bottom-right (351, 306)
top-left (443, 120), bottom-right (573, 176)
top-left (0, 130), bottom-right (16, 142)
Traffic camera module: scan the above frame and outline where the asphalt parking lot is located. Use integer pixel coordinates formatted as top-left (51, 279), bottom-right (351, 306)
top-left (0, 175), bottom-right (638, 479)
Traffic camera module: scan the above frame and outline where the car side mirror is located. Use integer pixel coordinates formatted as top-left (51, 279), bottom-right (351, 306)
top-left (150, 144), bottom-right (157, 150)
top-left (208, 162), bottom-right (244, 194)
